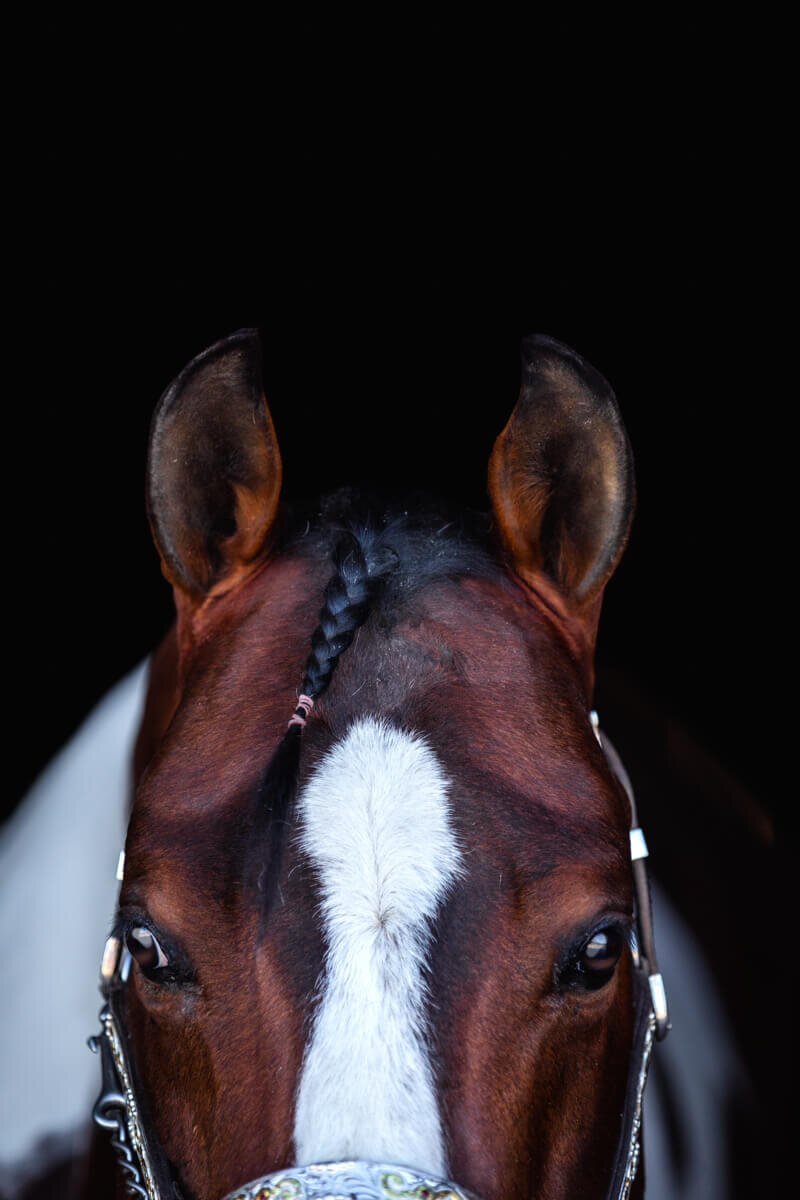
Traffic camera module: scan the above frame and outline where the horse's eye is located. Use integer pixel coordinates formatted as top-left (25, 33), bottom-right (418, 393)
top-left (125, 926), bottom-right (169, 976)
top-left (581, 928), bottom-right (623, 973)
top-left (560, 925), bottom-right (625, 992)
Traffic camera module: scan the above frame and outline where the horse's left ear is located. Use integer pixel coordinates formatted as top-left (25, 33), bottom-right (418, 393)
top-left (488, 334), bottom-right (635, 669)
top-left (147, 329), bottom-right (282, 601)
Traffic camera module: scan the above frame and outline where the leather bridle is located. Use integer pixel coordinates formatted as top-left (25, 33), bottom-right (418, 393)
top-left (89, 712), bottom-right (669, 1200)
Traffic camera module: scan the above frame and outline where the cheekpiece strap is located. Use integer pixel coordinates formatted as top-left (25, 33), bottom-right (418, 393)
top-left (88, 1001), bottom-right (162, 1199)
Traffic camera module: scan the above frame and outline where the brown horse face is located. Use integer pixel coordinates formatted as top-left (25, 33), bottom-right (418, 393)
top-left (116, 331), bottom-right (638, 1200)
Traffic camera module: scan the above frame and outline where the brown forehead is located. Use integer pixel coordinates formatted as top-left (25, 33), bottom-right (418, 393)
top-left (380, 575), bottom-right (629, 833)
top-left (134, 554), bottom-right (323, 817)
top-left (130, 560), bottom-right (629, 888)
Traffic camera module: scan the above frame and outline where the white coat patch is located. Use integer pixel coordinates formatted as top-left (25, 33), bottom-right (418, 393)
top-left (293, 718), bottom-right (462, 1175)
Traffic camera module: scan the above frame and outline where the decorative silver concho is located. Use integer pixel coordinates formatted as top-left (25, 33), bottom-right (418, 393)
top-left (219, 1161), bottom-right (484, 1200)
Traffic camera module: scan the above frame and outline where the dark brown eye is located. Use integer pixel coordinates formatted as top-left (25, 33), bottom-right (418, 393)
top-left (582, 928), bottom-right (623, 972)
top-left (125, 926), bottom-right (169, 975)
top-left (560, 924), bottom-right (625, 992)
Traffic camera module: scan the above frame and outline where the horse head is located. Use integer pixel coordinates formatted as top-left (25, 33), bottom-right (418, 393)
top-left (96, 330), bottom-right (659, 1200)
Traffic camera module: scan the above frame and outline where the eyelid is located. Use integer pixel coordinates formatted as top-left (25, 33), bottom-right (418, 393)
top-left (571, 912), bottom-right (633, 952)
top-left (114, 909), bottom-right (169, 947)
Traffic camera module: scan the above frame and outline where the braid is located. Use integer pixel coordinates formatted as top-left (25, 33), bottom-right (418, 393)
top-left (301, 533), bottom-right (375, 700)
top-left (254, 527), bottom-right (397, 916)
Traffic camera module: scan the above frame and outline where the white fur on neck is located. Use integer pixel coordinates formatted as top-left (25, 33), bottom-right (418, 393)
top-left (293, 718), bottom-right (461, 1176)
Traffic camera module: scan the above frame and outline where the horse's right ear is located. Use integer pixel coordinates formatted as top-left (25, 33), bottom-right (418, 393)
top-left (147, 330), bottom-right (282, 602)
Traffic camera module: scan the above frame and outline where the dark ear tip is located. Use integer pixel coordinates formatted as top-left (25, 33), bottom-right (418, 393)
top-left (519, 333), bottom-right (611, 398)
top-left (178, 327), bottom-right (261, 378)
top-left (156, 329), bottom-right (262, 419)
top-left (520, 332), bottom-right (588, 371)
top-left (217, 327), bottom-right (262, 377)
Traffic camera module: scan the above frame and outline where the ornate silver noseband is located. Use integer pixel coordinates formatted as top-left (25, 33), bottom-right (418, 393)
top-left (219, 1161), bottom-right (482, 1200)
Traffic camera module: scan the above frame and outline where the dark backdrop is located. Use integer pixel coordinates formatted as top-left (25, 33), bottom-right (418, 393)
top-left (6, 13), bottom-right (786, 1192)
top-left (11, 117), bottom-right (776, 829)
top-left (9, 14), bottom-right (782, 840)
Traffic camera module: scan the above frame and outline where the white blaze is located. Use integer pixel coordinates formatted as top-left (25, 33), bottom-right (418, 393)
top-left (293, 718), bottom-right (462, 1175)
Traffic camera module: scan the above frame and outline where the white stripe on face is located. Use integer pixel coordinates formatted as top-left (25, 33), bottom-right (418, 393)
top-left (293, 718), bottom-right (462, 1175)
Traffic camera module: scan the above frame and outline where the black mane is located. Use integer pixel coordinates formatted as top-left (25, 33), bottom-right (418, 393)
top-left (283, 487), bottom-right (504, 628)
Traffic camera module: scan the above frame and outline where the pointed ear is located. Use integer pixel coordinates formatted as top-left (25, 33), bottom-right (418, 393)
top-left (488, 334), bottom-right (634, 649)
top-left (147, 329), bottom-right (282, 600)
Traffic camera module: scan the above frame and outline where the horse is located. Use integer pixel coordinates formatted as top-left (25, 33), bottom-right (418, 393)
top-left (86, 329), bottom-right (667, 1200)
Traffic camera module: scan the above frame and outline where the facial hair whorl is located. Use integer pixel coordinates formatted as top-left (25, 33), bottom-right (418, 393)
top-left (257, 528), bottom-right (398, 913)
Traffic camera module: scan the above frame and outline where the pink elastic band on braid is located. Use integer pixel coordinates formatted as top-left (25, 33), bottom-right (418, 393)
top-left (288, 694), bottom-right (315, 729)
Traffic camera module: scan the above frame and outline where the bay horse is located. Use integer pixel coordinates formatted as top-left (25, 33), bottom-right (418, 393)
top-left (89, 330), bottom-right (667, 1200)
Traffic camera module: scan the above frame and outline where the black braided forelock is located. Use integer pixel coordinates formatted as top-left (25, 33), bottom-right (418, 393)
top-left (300, 530), bottom-right (395, 702)
top-left (253, 530), bottom-right (395, 918)
top-left (252, 510), bottom-right (491, 918)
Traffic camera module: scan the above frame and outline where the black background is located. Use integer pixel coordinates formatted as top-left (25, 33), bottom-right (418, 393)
top-left (5, 12), bottom-right (787, 1191)
top-left (10, 13), bottom-right (780, 830)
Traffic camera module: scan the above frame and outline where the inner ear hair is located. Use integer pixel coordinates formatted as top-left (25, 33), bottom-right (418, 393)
top-left (488, 333), bottom-right (635, 612)
top-left (147, 329), bottom-right (283, 600)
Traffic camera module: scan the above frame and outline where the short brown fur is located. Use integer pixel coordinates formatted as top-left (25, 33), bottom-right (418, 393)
top-left (108, 331), bottom-right (641, 1200)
